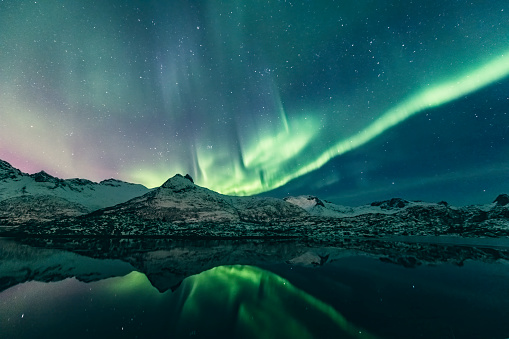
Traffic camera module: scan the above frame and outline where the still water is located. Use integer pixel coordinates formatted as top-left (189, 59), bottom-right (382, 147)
top-left (1, 237), bottom-right (508, 338)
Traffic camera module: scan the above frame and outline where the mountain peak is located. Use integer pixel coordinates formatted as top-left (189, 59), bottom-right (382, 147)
top-left (160, 174), bottom-right (196, 192)
top-left (30, 170), bottom-right (58, 183)
top-left (0, 159), bottom-right (22, 180)
top-left (371, 198), bottom-right (409, 209)
top-left (0, 159), bottom-right (15, 170)
top-left (493, 194), bottom-right (509, 206)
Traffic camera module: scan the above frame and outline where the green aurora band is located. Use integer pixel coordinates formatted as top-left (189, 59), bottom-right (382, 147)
top-left (195, 52), bottom-right (509, 196)
top-left (169, 265), bottom-right (377, 338)
top-left (1, 1), bottom-right (507, 199)
top-left (2, 265), bottom-right (378, 338)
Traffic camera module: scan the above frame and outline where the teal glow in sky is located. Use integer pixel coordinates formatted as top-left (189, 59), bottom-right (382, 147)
top-left (1, 1), bottom-right (508, 204)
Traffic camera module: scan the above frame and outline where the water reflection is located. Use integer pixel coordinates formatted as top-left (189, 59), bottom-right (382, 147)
top-left (173, 265), bottom-right (375, 338)
top-left (1, 265), bottom-right (375, 339)
top-left (1, 237), bottom-right (509, 338)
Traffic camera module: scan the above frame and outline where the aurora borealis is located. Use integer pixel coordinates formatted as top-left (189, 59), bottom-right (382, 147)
top-left (1, 1), bottom-right (508, 205)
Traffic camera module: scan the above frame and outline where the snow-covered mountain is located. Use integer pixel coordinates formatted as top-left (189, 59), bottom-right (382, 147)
top-left (285, 194), bottom-right (508, 217)
top-left (283, 194), bottom-right (509, 238)
top-left (17, 174), bottom-right (309, 237)
top-left (283, 195), bottom-right (402, 217)
top-left (101, 174), bottom-right (308, 223)
top-left (284, 195), bottom-right (453, 217)
top-left (0, 159), bottom-right (150, 219)
top-left (1, 158), bottom-right (508, 240)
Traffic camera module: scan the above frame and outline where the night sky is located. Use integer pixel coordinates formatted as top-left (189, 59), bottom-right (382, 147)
top-left (1, 1), bottom-right (508, 205)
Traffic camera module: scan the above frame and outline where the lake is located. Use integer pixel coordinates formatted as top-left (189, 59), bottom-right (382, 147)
top-left (1, 237), bottom-right (508, 338)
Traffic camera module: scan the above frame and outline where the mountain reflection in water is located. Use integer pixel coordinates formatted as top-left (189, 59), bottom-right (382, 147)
top-left (1, 264), bottom-right (374, 339)
top-left (1, 237), bottom-right (509, 338)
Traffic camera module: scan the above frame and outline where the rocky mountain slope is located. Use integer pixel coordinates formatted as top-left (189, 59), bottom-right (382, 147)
top-left (7, 174), bottom-right (309, 237)
top-left (282, 194), bottom-right (509, 239)
top-left (0, 159), bottom-right (150, 224)
top-left (1, 159), bottom-right (508, 240)
top-left (99, 174), bottom-right (308, 223)
top-left (8, 191), bottom-right (509, 240)
top-left (0, 195), bottom-right (90, 224)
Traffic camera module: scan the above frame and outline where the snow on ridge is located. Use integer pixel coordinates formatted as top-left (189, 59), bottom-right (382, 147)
top-left (284, 195), bottom-right (463, 218)
top-left (3, 158), bottom-right (508, 232)
top-left (160, 174), bottom-right (196, 192)
top-left (284, 196), bottom-right (322, 210)
top-left (0, 159), bottom-right (150, 211)
top-left (91, 173), bottom-right (309, 225)
top-left (100, 178), bottom-right (142, 187)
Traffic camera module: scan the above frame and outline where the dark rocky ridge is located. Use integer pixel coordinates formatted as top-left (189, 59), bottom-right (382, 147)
top-left (0, 159), bottom-right (22, 180)
top-left (494, 194), bottom-right (509, 206)
top-left (371, 198), bottom-right (409, 209)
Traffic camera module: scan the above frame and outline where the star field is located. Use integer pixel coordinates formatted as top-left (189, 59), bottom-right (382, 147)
top-left (0, 0), bottom-right (508, 205)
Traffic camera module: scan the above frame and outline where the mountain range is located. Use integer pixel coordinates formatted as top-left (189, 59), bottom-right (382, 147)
top-left (0, 159), bottom-right (508, 240)
top-left (0, 159), bottom-right (149, 222)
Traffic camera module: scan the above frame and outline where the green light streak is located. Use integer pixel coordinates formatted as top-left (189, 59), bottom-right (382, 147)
top-left (98, 265), bottom-right (378, 337)
top-left (210, 51), bottom-right (509, 195)
top-left (297, 52), bottom-right (509, 182)
top-left (195, 114), bottom-right (320, 195)
top-left (105, 270), bottom-right (159, 294)
top-left (173, 265), bottom-right (378, 338)
top-left (242, 122), bottom-right (314, 169)
top-left (128, 52), bottom-right (509, 195)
